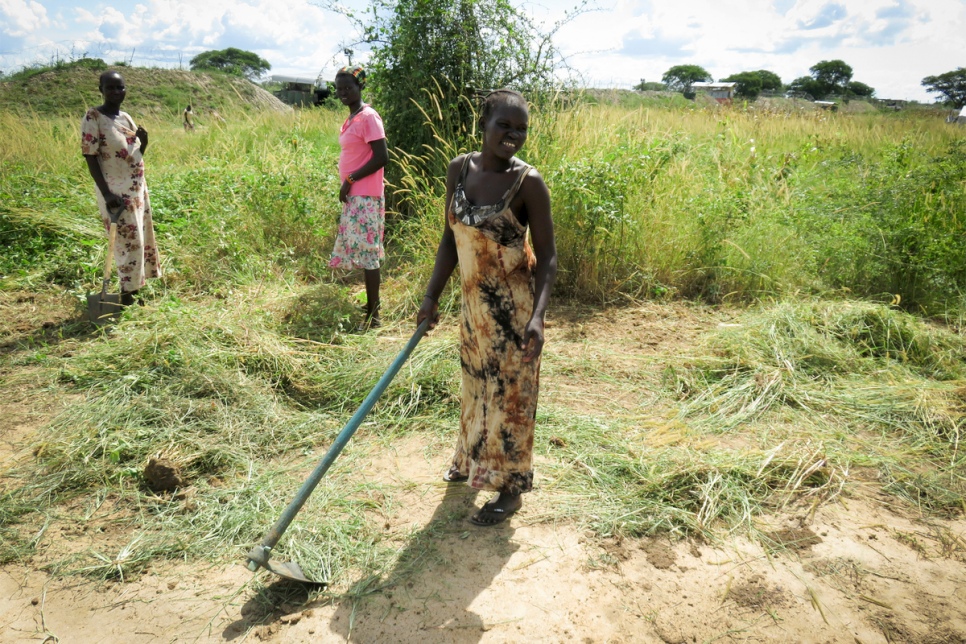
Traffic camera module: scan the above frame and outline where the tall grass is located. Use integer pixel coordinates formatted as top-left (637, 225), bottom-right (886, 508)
top-left (395, 96), bottom-right (966, 310)
top-left (4, 95), bottom-right (964, 312)
top-left (1, 108), bottom-right (343, 291)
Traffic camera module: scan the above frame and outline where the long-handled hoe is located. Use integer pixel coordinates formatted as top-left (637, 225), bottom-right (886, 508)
top-left (245, 319), bottom-right (430, 584)
top-left (86, 205), bottom-right (126, 325)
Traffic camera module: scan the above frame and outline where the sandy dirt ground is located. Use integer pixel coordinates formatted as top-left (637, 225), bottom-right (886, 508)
top-left (2, 291), bottom-right (965, 643)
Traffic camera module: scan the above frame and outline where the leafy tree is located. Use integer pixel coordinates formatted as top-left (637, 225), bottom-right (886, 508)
top-left (721, 70), bottom-right (783, 100)
top-left (846, 81), bottom-right (875, 98)
top-left (922, 68), bottom-right (966, 107)
top-left (633, 79), bottom-right (666, 91)
top-left (753, 70), bottom-right (783, 93)
top-left (810, 60), bottom-right (853, 90)
top-left (788, 60), bottom-right (874, 100)
top-left (787, 76), bottom-right (825, 99)
top-left (721, 72), bottom-right (763, 100)
top-left (662, 64), bottom-right (711, 94)
top-left (190, 48), bottom-right (271, 81)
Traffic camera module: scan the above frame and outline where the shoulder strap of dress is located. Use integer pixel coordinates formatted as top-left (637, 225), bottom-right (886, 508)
top-left (447, 154), bottom-right (475, 214)
top-left (504, 164), bottom-right (532, 203)
top-left (458, 153), bottom-right (474, 182)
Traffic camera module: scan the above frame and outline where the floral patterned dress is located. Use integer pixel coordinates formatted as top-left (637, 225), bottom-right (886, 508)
top-left (81, 108), bottom-right (161, 291)
top-left (447, 154), bottom-right (539, 495)
top-left (329, 105), bottom-right (385, 271)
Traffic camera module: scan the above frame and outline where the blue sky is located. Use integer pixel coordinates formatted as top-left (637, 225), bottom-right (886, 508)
top-left (2, 0), bottom-right (964, 102)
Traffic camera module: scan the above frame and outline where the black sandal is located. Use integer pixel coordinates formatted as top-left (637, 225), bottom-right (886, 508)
top-left (469, 504), bottom-right (518, 526)
top-left (442, 466), bottom-right (468, 483)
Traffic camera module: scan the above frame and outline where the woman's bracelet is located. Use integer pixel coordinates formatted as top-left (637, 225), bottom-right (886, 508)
top-left (346, 173), bottom-right (355, 184)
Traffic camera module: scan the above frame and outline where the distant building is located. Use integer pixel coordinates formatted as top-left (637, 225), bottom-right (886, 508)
top-left (691, 82), bottom-right (736, 103)
top-left (814, 100), bottom-right (838, 112)
top-left (271, 75), bottom-right (331, 107)
top-left (950, 106), bottom-right (966, 125)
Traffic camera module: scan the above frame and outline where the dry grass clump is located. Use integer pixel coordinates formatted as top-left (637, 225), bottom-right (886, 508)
top-left (657, 299), bottom-right (965, 519)
top-left (32, 290), bottom-right (460, 490)
top-left (671, 300), bottom-right (966, 433)
top-left (535, 412), bottom-right (843, 539)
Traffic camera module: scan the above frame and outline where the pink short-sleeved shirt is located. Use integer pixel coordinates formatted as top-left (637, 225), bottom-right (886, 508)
top-left (339, 105), bottom-right (385, 197)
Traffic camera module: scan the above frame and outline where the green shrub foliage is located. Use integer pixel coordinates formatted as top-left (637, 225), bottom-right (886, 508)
top-left (363, 0), bottom-right (564, 166)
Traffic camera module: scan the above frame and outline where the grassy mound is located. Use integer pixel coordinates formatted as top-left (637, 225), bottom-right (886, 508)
top-left (0, 58), bottom-right (290, 118)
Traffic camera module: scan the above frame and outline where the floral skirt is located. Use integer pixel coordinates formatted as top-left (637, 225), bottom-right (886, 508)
top-left (329, 196), bottom-right (385, 271)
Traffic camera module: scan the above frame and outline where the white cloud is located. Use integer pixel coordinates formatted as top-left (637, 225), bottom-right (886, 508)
top-left (0, 0), bottom-right (50, 37)
top-left (2, 0), bottom-right (964, 101)
top-left (3, 0), bottom-right (358, 78)
top-left (543, 0), bottom-right (966, 100)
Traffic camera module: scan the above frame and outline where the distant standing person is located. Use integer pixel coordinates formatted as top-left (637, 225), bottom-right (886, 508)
top-left (81, 70), bottom-right (161, 306)
top-left (329, 65), bottom-right (388, 330)
top-left (183, 104), bottom-right (194, 131)
top-left (416, 89), bottom-right (557, 526)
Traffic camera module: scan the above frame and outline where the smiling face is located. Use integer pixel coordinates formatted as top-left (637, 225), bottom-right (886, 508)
top-left (334, 74), bottom-right (362, 109)
top-left (482, 103), bottom-right (529, 161)
top-left (99, 72), bottom-right (126, 109)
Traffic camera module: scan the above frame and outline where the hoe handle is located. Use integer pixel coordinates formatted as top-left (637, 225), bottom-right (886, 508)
top-left (250, 318), bottom-right (430, 559)
top-left (101, 221), bottom-right (118, 291)
top-left (102, 205), bottom-right (123, 292)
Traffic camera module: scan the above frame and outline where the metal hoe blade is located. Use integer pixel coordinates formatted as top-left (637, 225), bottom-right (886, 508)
top-left (245, 320), bottom-right (430, 583)
top-left (246, 545), bottom-right (315, 584)
top-left (86, 291), bottom-right (122, 325)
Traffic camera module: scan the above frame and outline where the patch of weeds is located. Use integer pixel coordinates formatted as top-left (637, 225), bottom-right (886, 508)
top-left (880, 464), bottom-right (966, 517)
top-left (0, 493), bottom-right (38, 563)
top-left (534, 410), bottom-right (839, 539)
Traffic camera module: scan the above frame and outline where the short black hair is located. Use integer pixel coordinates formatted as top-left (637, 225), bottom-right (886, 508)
top-left (479, 89), bottom-right (527, 126)
top-left (99, 70), bottom-right (123, 90)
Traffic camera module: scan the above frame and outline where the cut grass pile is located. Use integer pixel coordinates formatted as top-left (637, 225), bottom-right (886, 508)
top-left (665, 300), bottom-right (966, 515)
top-left (2, 288), bottom-right (461, 583)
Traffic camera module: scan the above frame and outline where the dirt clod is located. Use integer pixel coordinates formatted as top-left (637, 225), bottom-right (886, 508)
top-left (764, 527), bottom-right (822, 552)
top-left (641, 538), bottom-right (676, 569)
top-left (728, 574), bottom-right (788, 610)
top-left (144, 458), bottom-right (184, 492)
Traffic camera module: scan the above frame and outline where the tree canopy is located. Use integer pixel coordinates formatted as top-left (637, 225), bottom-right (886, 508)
top-left (811, 60), bottom-right (853, 90)
top-left (189, 48), bottom-right (271, 81)
top-left (846, 81), bottom-right (875, 99)
top-left (788, 60), bottom-right (874, 101)
top-left (922, 68), bottom-right (966, 107)
top-left (662, 65), bottom-right (711, 93)
top-left (633, 79), bottom-right (666, 91)
top-left (787, 76), bottom-right (820, 99)
top-left (721, 72), bottom-right (761, 100)
top-left (325, 0), bottom-right (566, 163)
top-left (721, 70), bottom-right (783, 100)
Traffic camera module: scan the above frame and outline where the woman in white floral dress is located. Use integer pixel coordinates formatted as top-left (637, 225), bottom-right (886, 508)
top-left (81, 70), bottom-right (161, 306)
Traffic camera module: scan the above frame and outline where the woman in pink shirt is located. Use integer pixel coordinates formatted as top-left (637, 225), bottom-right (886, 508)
top-left (330, 65), bottom-right (389, 330)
